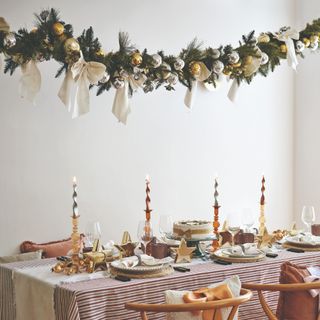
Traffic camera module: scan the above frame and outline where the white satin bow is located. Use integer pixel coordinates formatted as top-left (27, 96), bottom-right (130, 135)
top-left (184, 62), bottom-right (211, 109)
top-left (275, 28), bottom-right (300, 70)
top-left (19, 60), bottom-right (41, 104)
top-left (58, 53), bottom-right (106, 118)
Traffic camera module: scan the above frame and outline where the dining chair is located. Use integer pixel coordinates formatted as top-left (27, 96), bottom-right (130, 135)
top-left (242, 282), bottom-right (320, 320)
top-left (125, 288), bottom-right (252, 320)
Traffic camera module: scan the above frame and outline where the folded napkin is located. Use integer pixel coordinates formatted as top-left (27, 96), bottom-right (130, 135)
top-left (290, 234), bottom-right (320, 245)
top-left (183, 283), bottom-right (233, 320)
top-left (225, 243), bottom-right (260, 256)
top-left (119, 255), bottom-right (173, 268)
top-left (162, 236), bottom-right (181, 246)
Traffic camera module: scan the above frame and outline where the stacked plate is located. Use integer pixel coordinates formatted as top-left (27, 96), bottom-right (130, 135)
top-left (283, 235), bottom-right (320, 251)
top-left (212, 247), bottom-right (266, 263)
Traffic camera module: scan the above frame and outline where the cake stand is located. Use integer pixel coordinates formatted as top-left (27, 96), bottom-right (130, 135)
top-left (166, 233), bottom-right (217, 258)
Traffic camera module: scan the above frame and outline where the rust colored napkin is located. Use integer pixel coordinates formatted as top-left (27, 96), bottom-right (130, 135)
top-left (183, 283), bottom-right (233, 320)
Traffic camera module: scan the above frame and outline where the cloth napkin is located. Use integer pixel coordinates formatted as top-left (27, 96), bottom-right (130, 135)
top-left (119, 255), bottom-right (173, 268)
top-left (223, 243), bottom-right (260, 256)
top-left (183, 283), bottom-right (234, 320)
top-left (290, 234), bottom-right (320, 245)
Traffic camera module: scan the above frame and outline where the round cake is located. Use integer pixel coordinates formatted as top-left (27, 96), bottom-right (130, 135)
top-left (173, 220), bottom-right (213, 239)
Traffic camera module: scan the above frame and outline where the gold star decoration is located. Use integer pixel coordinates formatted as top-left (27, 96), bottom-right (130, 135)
top-left (115, 231), bottom-right (139, 257)
top-left (173, 238), bottom-right (196, 263)
top-left (257, 227), bottom-right (274, 249)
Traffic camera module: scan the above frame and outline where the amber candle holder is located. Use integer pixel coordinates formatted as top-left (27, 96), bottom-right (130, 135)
top-left (211, 205), bottom-right (221, 252)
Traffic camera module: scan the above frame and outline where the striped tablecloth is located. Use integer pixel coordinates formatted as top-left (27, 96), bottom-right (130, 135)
top-left (1, 250), bottom-right (320, 320)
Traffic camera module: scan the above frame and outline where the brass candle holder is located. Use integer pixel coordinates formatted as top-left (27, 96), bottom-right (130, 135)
top-left (211, 179), bottom-right (220, 252)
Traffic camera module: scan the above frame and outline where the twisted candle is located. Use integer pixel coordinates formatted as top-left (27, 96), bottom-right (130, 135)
top-left (259, 176), bottom-right (266, 235)
top-left (260, 176), bottom-right (265, 205)
top-left (145, 175), bottom-right (152, 221)
top-left (214, 179), bottom-right (219, 207)
top-left (72, 176), bottom-right (78, 218)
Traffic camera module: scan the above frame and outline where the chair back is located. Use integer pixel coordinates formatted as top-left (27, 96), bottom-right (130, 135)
top-left (125, 288), bottom-right (252, 320)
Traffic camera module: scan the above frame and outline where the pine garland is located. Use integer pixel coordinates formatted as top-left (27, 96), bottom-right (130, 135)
top-left (1, 8), bottom-right (320, 98)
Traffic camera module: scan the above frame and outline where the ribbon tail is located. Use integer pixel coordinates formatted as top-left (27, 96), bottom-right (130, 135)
top-left (112, 81), bottom-right (130, 124)
top-left (184, 80), bottom-right (197, 109)
top-left (227, 79), bottom-right (239, 102)
top-left (73, 71), bottom-right (90, 118)
top-left (19, 60), bottom-right (41, 105)
top-left (286, 39), bottom-right (298, 70)
top-left (58, 69), bottom-right (73, 112)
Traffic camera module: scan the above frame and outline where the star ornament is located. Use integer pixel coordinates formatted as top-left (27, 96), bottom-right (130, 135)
top-left (257, 227), bottom-right (274, 249)
top-left (115, 242), bottom-right (139, 257)
top-left (173, 238), bottom-right (196, 263)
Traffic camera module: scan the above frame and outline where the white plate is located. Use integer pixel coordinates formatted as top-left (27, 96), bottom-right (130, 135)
top-left (286, 235), bottom-right (320, 247)
top-left (111, 257), bottom-right (166, 274)
top-left (221, 249), bottom-right (262, 258)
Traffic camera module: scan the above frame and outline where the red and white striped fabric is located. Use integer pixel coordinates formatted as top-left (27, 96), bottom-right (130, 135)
top-left (1, 251), bottom-right (320, 320)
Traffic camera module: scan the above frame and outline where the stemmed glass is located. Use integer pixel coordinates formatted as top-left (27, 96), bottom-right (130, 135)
top-left (85, 221), bottom-right (101, 247)
top-left (159, 215), bottom-right (173, 238)
top-left (301, 206), bottom-right (315, 234)
top-left (227, 213), bottom-right (241, 246)
top-left (137, 220), bottom-right (153, 255)
top-left (241, 208), bottom-right (255, 233)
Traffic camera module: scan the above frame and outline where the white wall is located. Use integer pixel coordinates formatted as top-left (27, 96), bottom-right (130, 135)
top-left (295, 0), bottom-right (320, 226)
top-left (0, 0), bottom-right (295, 255)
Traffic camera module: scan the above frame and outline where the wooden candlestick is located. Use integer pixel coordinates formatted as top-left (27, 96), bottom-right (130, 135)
top-left (211, 179), bottom-right (220, 252)
top-left (144, 175), bottom-right (152, 221)
top-left (258, 176), bottom-right (266, 235)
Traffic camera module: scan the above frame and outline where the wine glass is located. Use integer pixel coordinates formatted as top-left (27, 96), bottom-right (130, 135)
top-left (137, 220), bottom-right (153, 255)
top-left (85, 221), bottom-right (101, 247)
top-left (241, 208), bottom-right (255, 233)
top-left (159, 215), bottom-right (173, 238)
top-left (227, 213), bottom-right (241, 246)
top-left (301, 206), bottom-right (315, 234)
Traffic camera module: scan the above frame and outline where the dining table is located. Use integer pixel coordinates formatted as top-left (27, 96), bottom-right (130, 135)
top-left (1, 250), bottom-right (320, 320)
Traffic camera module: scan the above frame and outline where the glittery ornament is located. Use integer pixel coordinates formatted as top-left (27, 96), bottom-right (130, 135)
top-left (95, 49), bottom-right (105, 57)
top-left (99, 72), bottom-right (110, 84)
top-left (211, 49), bottom-right (220, 59)
top-left (4, 32), bottom-right (16, 47)
top-left (167, 73), bottom-right (178, 85)
top-left (173, 58), bottom-right (185, 71)
top-left (258, 33), bottom-right (270, 43)
top-left (310, 41), bottom-right (319, 51)
top-left (303, 38), bottom-right (311, 47)
top-left (131, 52), bottom-right (143, 66)
top-left (260, 52), bottom-right (269, 65)
top-left (228, 51), bottom-right (240, 64)
top-left (151, 54), bottom-right (162, 68)
top-left (64, 38), bottom-right (80, 54)
top-left (212, 60), bottom-right (224, 74)
top-left (295, 40), bottom-right (305, 53)
top-left (113, 77), bottom-right (125, 89)
top-left (189, 61), bottom-right (201, 76)
top-left (52, 22), bottom-right (64, 36)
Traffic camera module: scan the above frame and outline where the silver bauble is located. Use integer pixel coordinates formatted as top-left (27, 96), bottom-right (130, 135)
top-left (151, 54), bottom-right (162, 68)
top-left (260, 52), bottom-right (269, 65)
top-left (99, 72), bottom-right (110, 84)
top-left (113, 77), bottom-right (125, 89)
top-left (295, 40), bottom-right (305, 53)
top-left (4, 32), bottom-right (16, 47)
top-left (167, 73), bottom-right (178, 85)
top-left (211, 49), bottom-right (220, 59)
top-left (228, 51), bottom-right (240, 64)
top-left (173, 58), bottom-right (185, 71)
top-left (310, 42), bottom-right (319, 51)
top-left (160, 62), bottom-right (171, 80)
top-left (212, 60), bottom-right (224, 74)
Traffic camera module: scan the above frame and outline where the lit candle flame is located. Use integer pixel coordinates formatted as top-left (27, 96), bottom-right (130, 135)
top-left (145, 174), bottom-right (150, 183)
top-left (73, 176), bottom-right (77, 185)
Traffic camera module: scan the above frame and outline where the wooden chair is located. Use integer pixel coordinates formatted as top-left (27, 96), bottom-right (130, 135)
top-left (125, 288), bottom-right (252, 320)
top-left (242, 282), bottom-right (320, 320)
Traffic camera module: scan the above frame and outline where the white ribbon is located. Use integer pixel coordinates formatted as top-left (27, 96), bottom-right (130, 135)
top-left (111, 73), bottom-right (147, 124)
top-left (227, 79), bottom-right (239, 102)
top-left (58, 53), bottom-right (106, 118)
top-left (275, 28), bottom-right (299, 70)
top-left (19, 60), bottom-right (41, 104)
top-left (184, 62), bottom-right (211, 109)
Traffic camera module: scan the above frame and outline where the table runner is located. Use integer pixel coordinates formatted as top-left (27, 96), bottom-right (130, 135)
top-left (1, 251), bottom-right (320, 320)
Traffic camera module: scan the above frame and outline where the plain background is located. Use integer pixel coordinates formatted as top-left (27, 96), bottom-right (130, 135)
top-left (0, 0), bottom-right (316, 255)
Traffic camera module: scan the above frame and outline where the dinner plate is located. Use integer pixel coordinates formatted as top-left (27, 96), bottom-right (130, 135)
top-left (285, 235), bottom-right (320, 247)
top-left (212, 248), bottom-right (266, 263)
top-left (221, 249), bottom-right (262, 258)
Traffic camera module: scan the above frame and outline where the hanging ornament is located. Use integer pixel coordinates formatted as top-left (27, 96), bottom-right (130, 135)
top-left (310, 41), bottom-right (319, 51)
top-left (95, 48), bottom-right (105, 57)
top-left (228, 51), bottom-right (240, 64)
top-left (260, 52), bottom-right (269, 65)
top-left (303, 38), bottom-right (311, 47)
top-left (212, 60), bottom-right (224, 74)
top-left (4, 32), bottom-right (16, 48)
top-left (113, 77), bottom-right (125, 89)
top-left (211, 49), bottom-right (220, 59)
top-left (151, 54), bottom-right (162, 68)
top-left (131, 52), bottom-right (143, 66)
top-left (64, 38), bottom-right (80, 54)
top-left (52, 22), bottom-right (64, 36)
top-left (243, 55), bottom-right (253, 65)
top-left (173, 58), bottom-right (185, 71)
top-left (167, 73), bottom-right (178, 85)
top-left (295, 40), bottom-right (305, 53)
top-left (257, 33), bottom-right (270, 43)
top-left (99, 72), bottom-right (110, 84)
top-left (159, 62), bottom-right (171, 79)
top-left (280, 44), bottom-right (287, 53)
top-left (189, 61), bottom-right (202, 76)
top-left (223, 66), bottom-right (232, 76)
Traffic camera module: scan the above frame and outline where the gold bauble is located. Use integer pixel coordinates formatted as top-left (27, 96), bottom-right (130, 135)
top-left (189, 61), bottom-right (201, 76)
top-left (310, 35), bottom-right (319, 43)
top-left (280, 44), bottom-right (287, 53)
top-left (30, 27), bottom-right (38, 34)
top-left (258, 33), bottom-right (270, 43)
top-left (64, 37), bottom-right (80, 54)
top-left (303, 38), bottom-right (311, 47)
top-left (223, 67), bottom-right (232, 76)
top-left (131, 52), bottom-right (143, 66)
top-left (52, 22), bottom-right (64, 36)
top-left (95, 48), bottom-right (105, 57)
top-left (232, 62), bottom-right (242, 68)
top-left (243, 55), bottom-right (253, 65)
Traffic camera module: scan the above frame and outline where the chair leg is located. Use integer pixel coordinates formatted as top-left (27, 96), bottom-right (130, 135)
top-left (257, 290), bottom-right (278, 320)
top-left (140, 311), bottom-right (148, 320)
top-left (227, 306), bottom-right (238, 320)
